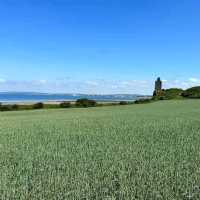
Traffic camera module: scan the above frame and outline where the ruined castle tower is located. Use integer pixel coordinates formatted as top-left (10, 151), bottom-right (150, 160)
top-left (153, 77), bottom-right (162, 96)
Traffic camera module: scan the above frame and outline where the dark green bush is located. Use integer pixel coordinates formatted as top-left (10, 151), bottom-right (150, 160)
top-left (76, 98), bottom-right (97, 107)
top-left (0, 105), bottom-right (11, 111)
top-left (135, 98), bottom-right (152, 104)
top-left (33, 102), bottom-right (44, 109)
top-left (0, 103), bottom-right (19, 111)
top-left (60, 102), bottom-right (71, 108)
top-left (119, 101), bottom-right (128, 105)
top-left (11, 104), bottom-right (19, 110)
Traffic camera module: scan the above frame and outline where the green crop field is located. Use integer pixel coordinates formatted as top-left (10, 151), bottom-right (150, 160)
top-left (1, 100), bottom-right (200, 199)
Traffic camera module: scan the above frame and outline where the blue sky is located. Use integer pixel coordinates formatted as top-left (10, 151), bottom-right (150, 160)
top-left (0, 0), bottom-right (200, 94)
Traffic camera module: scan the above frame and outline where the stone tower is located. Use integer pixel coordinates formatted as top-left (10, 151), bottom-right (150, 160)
top-left (154, 77), bottom-right (162, 96)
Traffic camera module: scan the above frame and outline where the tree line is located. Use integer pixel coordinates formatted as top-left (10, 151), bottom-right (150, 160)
top-left (0, 98), bottom-right (136, 112)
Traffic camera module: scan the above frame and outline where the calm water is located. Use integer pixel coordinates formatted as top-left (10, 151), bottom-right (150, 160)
top-left (0, 93), bottom-right (142, 103)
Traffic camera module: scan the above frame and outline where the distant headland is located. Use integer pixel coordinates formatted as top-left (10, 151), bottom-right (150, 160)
top-left (153, 77), bottom-right (200, 100)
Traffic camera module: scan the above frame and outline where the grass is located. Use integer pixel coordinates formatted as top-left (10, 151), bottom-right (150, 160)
top-left (1, 100), bottom-right (200, 199)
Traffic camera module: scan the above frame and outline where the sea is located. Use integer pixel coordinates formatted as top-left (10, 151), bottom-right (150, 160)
top-left (0, 92), bottom-right (147, 103)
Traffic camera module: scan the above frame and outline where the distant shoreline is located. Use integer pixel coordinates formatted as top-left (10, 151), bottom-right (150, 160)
top-left (0, 92), bottom-right (151, 105)
top-left (1, 99), bottom-right (139, 105)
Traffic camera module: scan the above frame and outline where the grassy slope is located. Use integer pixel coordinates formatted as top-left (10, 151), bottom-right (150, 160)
top-left (1, 100), bottom-right (200, 199)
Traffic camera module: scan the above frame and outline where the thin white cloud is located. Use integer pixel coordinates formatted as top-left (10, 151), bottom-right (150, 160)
top-left (38, 80), bottom-right (47, 84)
top-left (163, 78), bottom-right (200, 90)
top-left (0, 79), bottom-right (153, 94)
top-left (0, 78), bottom-right (6, 83)
top-left (85, 81), bottom-right (99, 86)
top-left (0, 78), bottom-right (200, 95)
top-left (188, 78), bottom-right (200, 83)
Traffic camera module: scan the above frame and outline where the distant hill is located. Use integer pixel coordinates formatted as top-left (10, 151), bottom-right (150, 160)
top-left (182, 86), bottom-right (200, 98)
top-left (153, 86), bottom-right (200, 100)
top-left (0, 92), bottom-right (150, 102)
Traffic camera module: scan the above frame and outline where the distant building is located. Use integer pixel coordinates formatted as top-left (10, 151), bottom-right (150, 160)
top-left (153, 77), bottom-right (162, 96)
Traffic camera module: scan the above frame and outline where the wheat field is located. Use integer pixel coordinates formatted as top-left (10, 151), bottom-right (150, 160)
top-left (1, 100), bottom-right (200, 199)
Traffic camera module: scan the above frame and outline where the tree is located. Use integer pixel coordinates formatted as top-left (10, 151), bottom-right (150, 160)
top-left (11, 104), bottom-right (19, 110)
top-left (0, 105), bottom-right (11, 111)
top-left (135, 98), bottom-right (151, 104)
top-left (75, 98), bottom-right (97, 107)
top-left (60, 102), bottom-right (71, 108)
top-left (119, 101), bottom-right (128, 105)
top-left (33, 102), bottom-right (44, 109)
